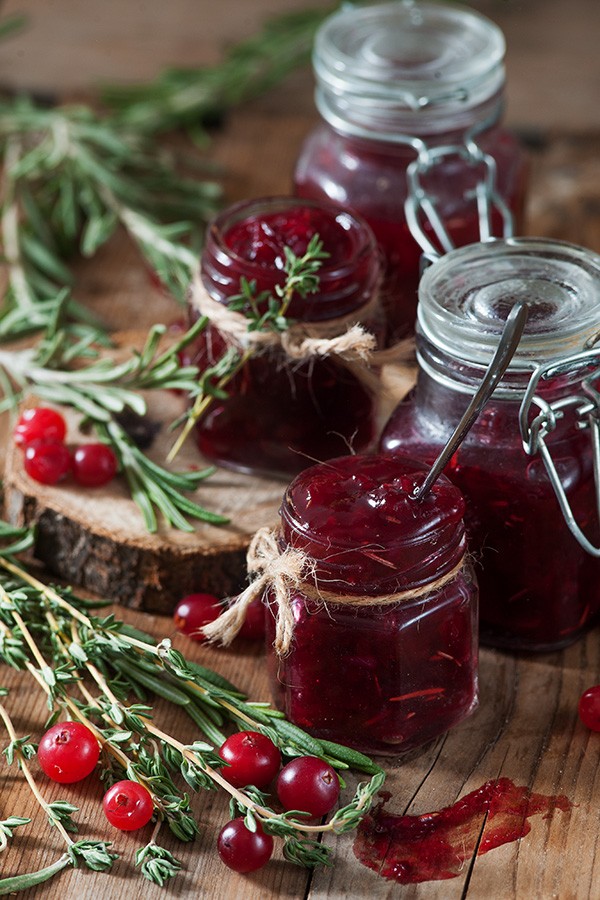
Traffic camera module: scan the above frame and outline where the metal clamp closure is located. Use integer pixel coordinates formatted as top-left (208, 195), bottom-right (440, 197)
top-left (518, 348), bottom-right (600, 557)
top-left (405, 139), bottom-right (514, 262)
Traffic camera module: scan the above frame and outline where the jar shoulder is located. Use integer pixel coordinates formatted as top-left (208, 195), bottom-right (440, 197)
top-left (294, 122), bottom-right (527, 197)
top-left (381, 392), bottom-right (591, 459)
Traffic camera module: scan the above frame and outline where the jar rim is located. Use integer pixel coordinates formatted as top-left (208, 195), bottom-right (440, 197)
top-left (417, 237), bottom-right (600, 370)
top-left (205, 195), bottom-right (378, 282)
top-left (314, 0), bottom-right (505, 137)
top-left (280, 453), bottom-right (466, 557)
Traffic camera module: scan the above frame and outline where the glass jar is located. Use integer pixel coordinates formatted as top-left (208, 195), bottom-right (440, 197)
top-left (188, 196), bottom-right (383, 479)
top-left (381, 238), bottom-right (600, 651)
top-left (293, 1), bottom-right (528, 340)
top-left (265, 453), bottom-right (479, 756)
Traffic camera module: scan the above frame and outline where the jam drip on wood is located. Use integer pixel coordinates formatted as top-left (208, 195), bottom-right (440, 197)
top-left (353, 778), bottom-right (572, 883)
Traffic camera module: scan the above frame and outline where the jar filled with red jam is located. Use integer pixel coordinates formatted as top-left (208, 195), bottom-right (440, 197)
top-left (294, 1), bottom-right (528, 339)
top-left (265, 454), bottom-right (479, 756)
top-left (381, 238), bottom-right (600, 652)
top-left (188, 196), bottom-right (382, 478)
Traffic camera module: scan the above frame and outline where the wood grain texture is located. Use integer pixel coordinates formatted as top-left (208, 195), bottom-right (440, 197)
top-left (0, 0), bottom-right (599, 898)
top-left (0, 0), bottom-right (598, 133)
top-left (3, 387), bottom-right (285, 610)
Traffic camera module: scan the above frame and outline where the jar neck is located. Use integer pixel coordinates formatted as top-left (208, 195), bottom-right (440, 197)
top-left (416, 239), bottom-right (600, 387)
top-left (201, 197), bottom-right (381, 322)
top-left (315, 88), bottom-right (505, 146)
top-left (416, 330), bottom-right (591, 404)
top-left (279, 455), bottom-right (466, 596)
top-left (313, 1), bottom-right (507, 144)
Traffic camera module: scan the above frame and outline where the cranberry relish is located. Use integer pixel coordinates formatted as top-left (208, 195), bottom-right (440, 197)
top-left (266, 454), bottom-right (479, 755)
top-left (281, 454), bottom-right (466, 593)
top-left (192, 197), bottom-right (382, 477)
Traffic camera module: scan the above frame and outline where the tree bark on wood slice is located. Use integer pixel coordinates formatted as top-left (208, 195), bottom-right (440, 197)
top-left (3, 389), bottom-right (286, 612)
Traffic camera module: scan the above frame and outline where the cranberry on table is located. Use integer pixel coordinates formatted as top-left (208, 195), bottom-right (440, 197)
top-left (579, 686), bottom-right (600, 731)
top-left (234, 596), bottom-right (266, 641)
top-left (276, 756), bottom-right (340, 817)
top-left (14, 407), bottom-right (67, 448)
top-left (219, 731), bottom-right (281, 789)
top-left (72, 442), bottom-right (118, 487)
top-left (37, 721), bottom-right (100, 784)
top-left (103, 780), bottom-right (154, 831)
top-left (173, 593), bottom-right (222, 641)
top-left (23, 439), bottom-right (72, 485)
top-left (217, 818), bottom-right (274, 873)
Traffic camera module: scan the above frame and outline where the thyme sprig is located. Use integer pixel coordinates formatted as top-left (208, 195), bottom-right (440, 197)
top-left (0, 314), bottom-right (229, 531)
top-left (0, 698), bottom-right (117, 894)
top-left (0, 815), bottom-right (30, 853)
top-left (0, 523), bottom-right (384, 890)
top-left (167, 233), bottom-right (329, 461)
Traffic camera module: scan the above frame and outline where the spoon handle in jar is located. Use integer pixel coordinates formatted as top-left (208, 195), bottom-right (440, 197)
top-left (412, 301), bottom-right (529, 501)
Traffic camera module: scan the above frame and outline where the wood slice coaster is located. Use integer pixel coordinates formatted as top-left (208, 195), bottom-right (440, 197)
top-left (3, 389), bottom-right (285, 613)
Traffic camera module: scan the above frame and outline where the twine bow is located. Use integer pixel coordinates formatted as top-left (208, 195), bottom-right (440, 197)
top-left (202, 525), bottom-right (467, 656)
top-left (201, 527), bottom-right (310, 655)
top-left (190, 274), bottom-right (378, 363)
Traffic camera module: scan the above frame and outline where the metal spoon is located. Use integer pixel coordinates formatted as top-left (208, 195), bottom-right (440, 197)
top-left (412, 300), bottom-right (530, 501)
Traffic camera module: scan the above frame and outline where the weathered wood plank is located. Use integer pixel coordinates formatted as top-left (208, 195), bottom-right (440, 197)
top-left (0, 1), bottom-right (599, 897)
top-left (0, 612), bottom-right (315, 898)
top-left (3, 384), bottom-right (284, 611)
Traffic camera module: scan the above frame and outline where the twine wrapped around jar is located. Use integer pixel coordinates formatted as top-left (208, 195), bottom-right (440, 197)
top-left (189, 272), bottom-right (416, 421)
top-left (202, 525), bottom-right (467, 655)
top-left (190, 272), bottom-right (379, 356)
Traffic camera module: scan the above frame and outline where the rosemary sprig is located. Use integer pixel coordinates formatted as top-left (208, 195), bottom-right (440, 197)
top-left (0, 523), bottom-right (384, 890)
top-left (0, 6), bottom-right (334, 341)
top-left (101, 7), bottom-right (334, 137)
top-left (167, 234), bottom-right (329, 461)
top-left (0, 9), bottom-right (339, 531)
top-left (0, 96), bottom-right (218, 337)
top-left (0, 315), bottom-right (228, 531)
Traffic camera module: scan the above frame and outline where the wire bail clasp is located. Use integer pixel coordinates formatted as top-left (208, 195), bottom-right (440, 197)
top-left (518, 348), bottom-right (600, 557)
top-left (405, 136), bottom-right (514, 265)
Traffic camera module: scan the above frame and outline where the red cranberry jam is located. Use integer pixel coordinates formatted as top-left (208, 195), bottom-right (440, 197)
top-left (265, 454), bottom-right (479, 756)
top-left (381, 239), bottom-right (600, 651)
top-left (189, 197), bottom-right (382, 479)
top-left (294, 2), bottom-right (528, 340)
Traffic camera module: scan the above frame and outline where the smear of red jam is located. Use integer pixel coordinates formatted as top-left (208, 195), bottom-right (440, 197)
top-left (354, 778), bottom-right (572, 883)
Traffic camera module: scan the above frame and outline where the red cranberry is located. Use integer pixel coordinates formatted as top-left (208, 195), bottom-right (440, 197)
top-left (72, 443), bottom-right (118, 487)
top-left (14, 407), bottom-right (67, 448)
top-left (219, 731), bottom-right (281, 789)
top-left (103, 780), bottom-right (154, 831)
top-left (229, 596), bottom-right (265, 641)
top-left (276, 756), bottom-right (340, 817)
top-left (579, 685), bottom-right (600, 731)
top-left (37, 721), bottom-right (100, 784)
top-left (173, 593), bottom-right (222, 641)
top-left (217, 818), bottom-right (273, 873)
top-left (23, 439), bottom-right (72, 485)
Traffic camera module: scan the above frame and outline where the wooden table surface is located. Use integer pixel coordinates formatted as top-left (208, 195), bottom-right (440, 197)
top-left (1, 1), bottom-right (600, 898)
